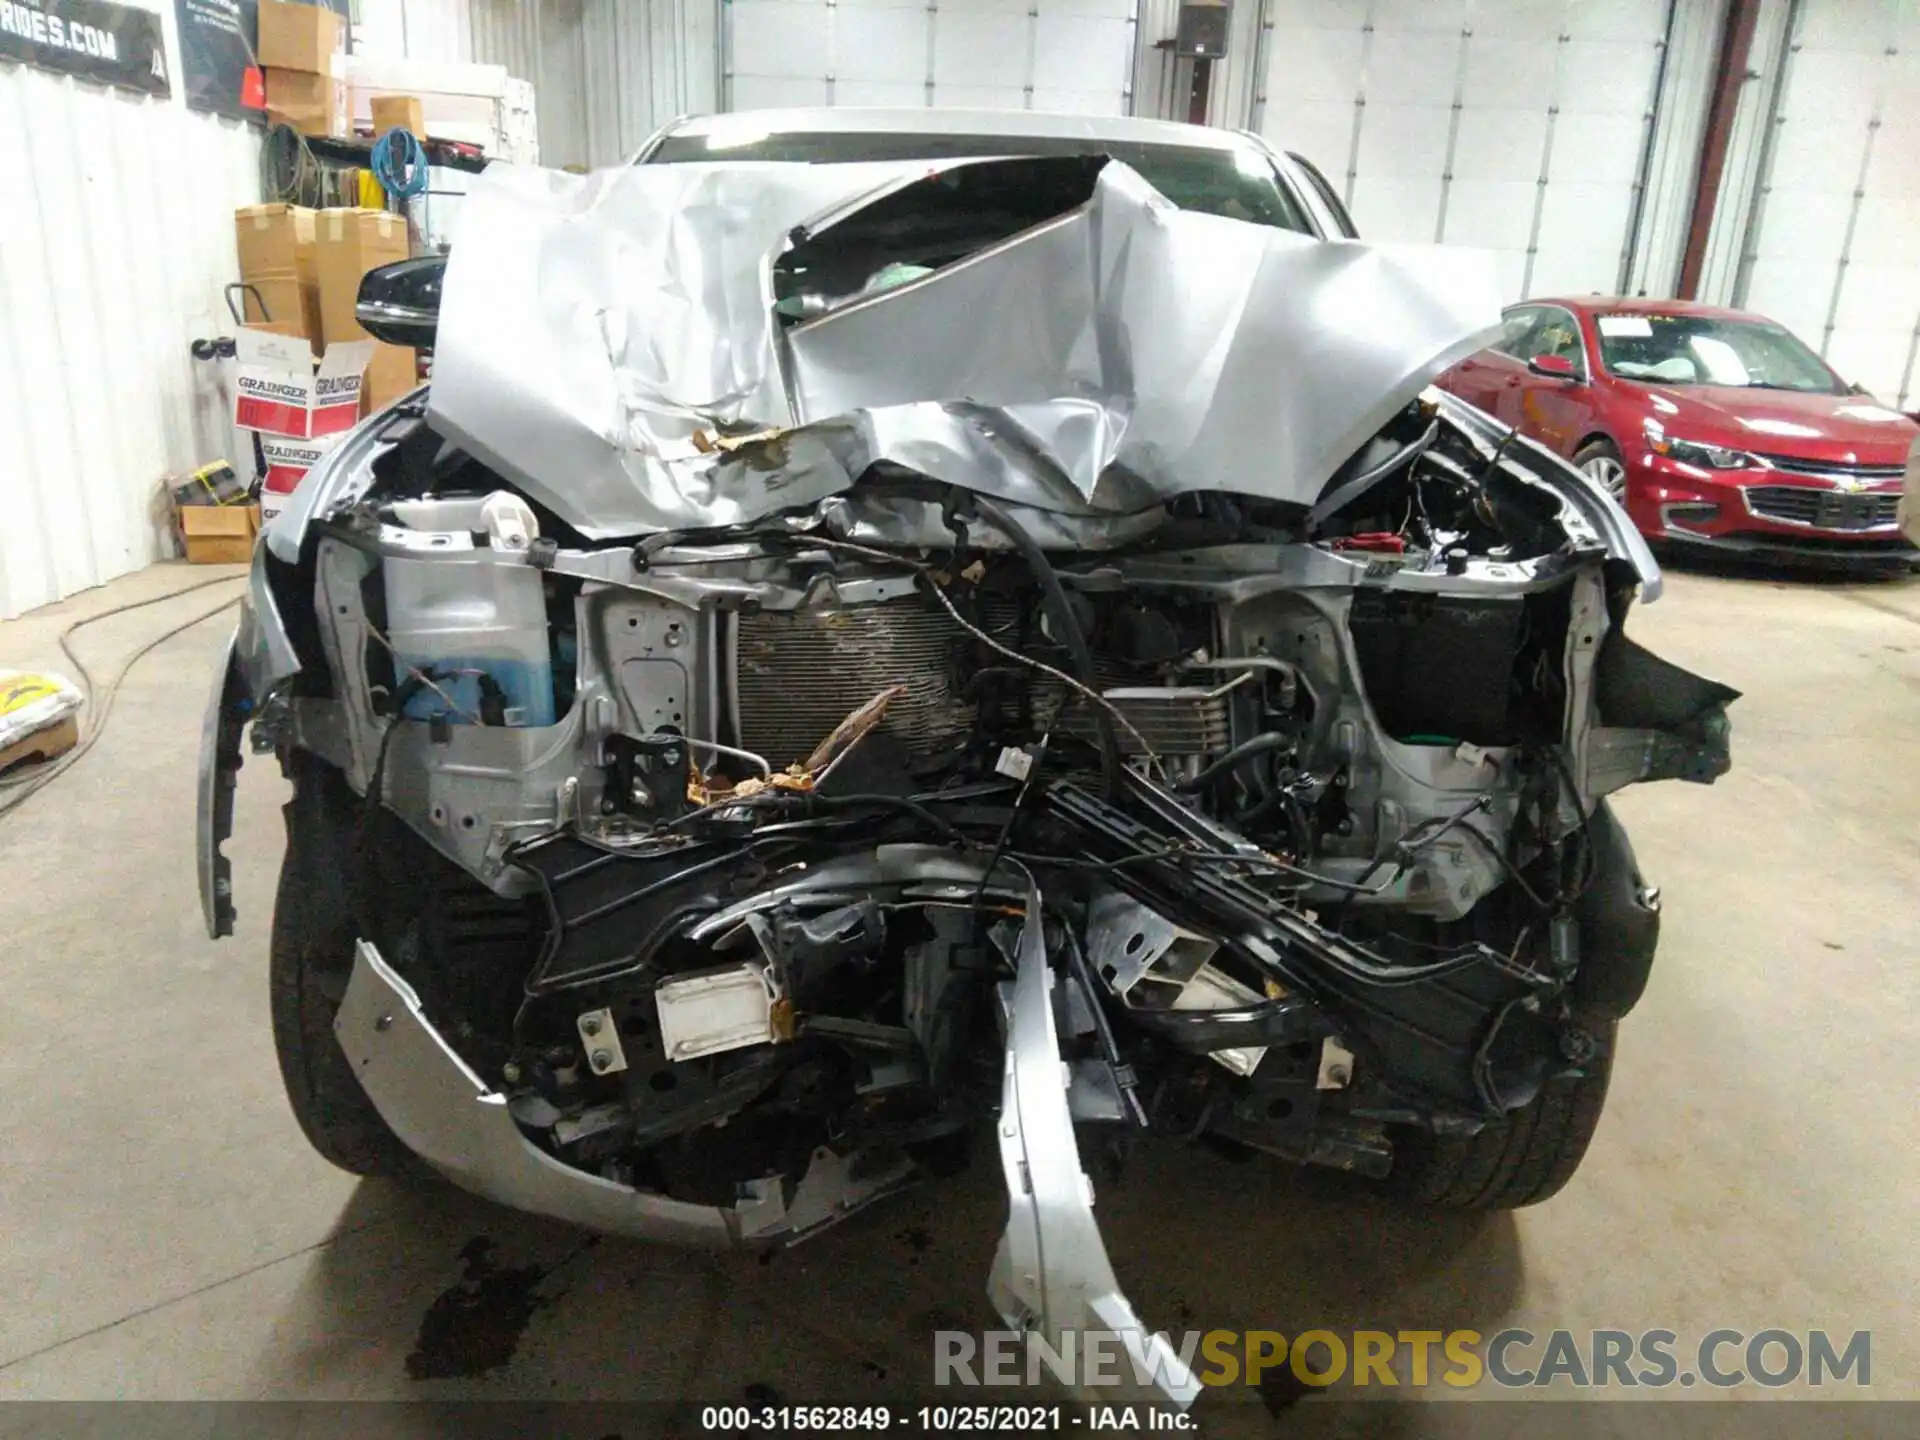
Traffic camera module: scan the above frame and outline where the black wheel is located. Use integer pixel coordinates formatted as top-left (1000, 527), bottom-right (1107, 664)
top-left (269, 753), bottom-right (417, 1177)
top-left (1388, 1027), bottom-right (1615, 1209)
top-left (1574, 438), bottom-right (1628, 505)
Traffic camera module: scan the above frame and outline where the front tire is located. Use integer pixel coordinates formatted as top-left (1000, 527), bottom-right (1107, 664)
top-left (1575, 438), bottom-right (1628, 506)
top-left (1388, 1028), bottom-right (1615, 1209)
top-left (269, 754), bottom-right (416, 1177)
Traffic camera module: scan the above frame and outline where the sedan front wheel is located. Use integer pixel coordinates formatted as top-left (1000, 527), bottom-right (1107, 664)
top-left (1576, 439), bottom-right (1628, 504)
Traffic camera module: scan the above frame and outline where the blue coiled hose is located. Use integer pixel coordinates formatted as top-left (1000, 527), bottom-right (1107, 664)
top-left (371, 127), bottom-right (429, 210)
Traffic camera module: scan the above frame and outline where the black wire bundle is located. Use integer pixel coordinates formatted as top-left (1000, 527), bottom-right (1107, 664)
top-left (261, 123), bottom-right (323, 206)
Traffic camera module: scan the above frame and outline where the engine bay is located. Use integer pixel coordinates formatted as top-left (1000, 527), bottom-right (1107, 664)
top-left (203, 387), bottom-right (1730, 1218)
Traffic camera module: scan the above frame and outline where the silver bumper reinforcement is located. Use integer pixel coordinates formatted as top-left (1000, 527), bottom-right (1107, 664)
top-left (988, 887), bottom-right (1202, 1409)
top-left (335, 939), bottom-right (916, 1247)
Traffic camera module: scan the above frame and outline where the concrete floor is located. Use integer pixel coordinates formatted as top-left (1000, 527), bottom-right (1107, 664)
top-left (0, 557), bottom-right (1915, 1434)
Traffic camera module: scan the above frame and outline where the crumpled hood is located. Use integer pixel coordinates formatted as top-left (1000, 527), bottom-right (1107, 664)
top-left (427, 156), bottom-right (1501, 538)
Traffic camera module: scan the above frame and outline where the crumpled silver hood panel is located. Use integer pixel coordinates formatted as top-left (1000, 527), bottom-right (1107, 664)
top-left (428, 157), bottom-right (1502, 538)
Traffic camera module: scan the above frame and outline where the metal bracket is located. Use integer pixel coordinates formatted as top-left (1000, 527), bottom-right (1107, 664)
top-left (576, 1008), bottom-right (628, 1075)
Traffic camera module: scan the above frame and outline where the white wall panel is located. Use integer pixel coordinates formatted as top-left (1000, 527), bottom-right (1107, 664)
top-left (725, 0), bottom-right (1137, 115)
top-left (1253, 0), bottom-right (1674, 304)
top-left (1735, 0), bottom-right (1920, 406)
top-left (1619, 0), bottom-right (1719, 296)
top-left (356, 0), bottom-right (472, 60)
top-left (0, 2), bottom-right (262, 619)
top-left (468, 0), bottom-right (718, 168)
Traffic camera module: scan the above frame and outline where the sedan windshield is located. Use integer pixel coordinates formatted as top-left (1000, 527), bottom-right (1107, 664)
top-left (647, 129), bottom-right (1315, 235)
top-left (1594, 313), bottom-right (1845, 394)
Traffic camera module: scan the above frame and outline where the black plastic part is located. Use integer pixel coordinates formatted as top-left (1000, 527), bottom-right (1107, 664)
top-left (1347, 592), bottom-right (1525, 745)
top-left (602, 733), bottom-right (693, 821)
top-left (1593, 631), bottom-right (1741, 784)
top-left (1035, 773), bottom-right (1549, 1111)
top-left (203, 646), bottom-right (248, 938)
top-left (507, 832), bottom-right (779, 994)
top-left (1569, 800), bottom-right (1661, 1021)
top-left (1126, 996), bottom-right (1320, 1052)
top-left (354, 255), bottom-right (444, 349)
top-left (1595, 631), bottom-right (1741, 728)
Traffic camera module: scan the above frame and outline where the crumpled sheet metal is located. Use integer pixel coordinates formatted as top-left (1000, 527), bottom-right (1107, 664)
top-left (429, 156), bottom-right (1501, 539)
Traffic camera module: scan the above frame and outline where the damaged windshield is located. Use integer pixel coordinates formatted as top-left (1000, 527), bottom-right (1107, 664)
top-left (646, 129), bottom-right (1316, 234)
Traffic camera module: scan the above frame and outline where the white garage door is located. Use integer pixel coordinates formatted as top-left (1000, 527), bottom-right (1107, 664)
top-left (1737, 0), bottom-right (1920, 408)
top-left (1254, 0), bottom-right (1671, 302)
top-left (723, 0), bottom-right (1139, 114)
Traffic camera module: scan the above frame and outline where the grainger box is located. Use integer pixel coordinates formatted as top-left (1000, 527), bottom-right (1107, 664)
top-left (259, 433), bottom-right (343, 525)
top-left (232, 328), bottom-right (374, 440)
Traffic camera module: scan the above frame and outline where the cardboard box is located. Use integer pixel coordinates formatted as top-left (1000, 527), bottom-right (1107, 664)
top-left (342, 55), bottom-right (530, 159)
top-left (369, 94), bottom-right (425, 139)
top-left (233, 328), bottom-right (375, 440)
top-left (257, 0), bottom-right (344, 73)
top-left (266, 66), bottom-right (347, 138)
top-left (179, 504), bottom-right (262, 565)
top-left (234, 204), bottom-right (316, 283)
top-left (259, 434), bottom-right (343, 524)
top-left (234, 204), bottom-right (321, 345)
top-left (362, 342), bottom-right (418, 415)
top-left (171, 461), bottom-right (250, 509)
top-left (236, 275), bottom-right (322, 349)
top-left (314, 208), bottom-right (410, 344)
top-left (0, 712), bottom-right (80, 775)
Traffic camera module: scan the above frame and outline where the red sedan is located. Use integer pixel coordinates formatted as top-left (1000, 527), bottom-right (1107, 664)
top-left (1438, 297), bottom-right (1919, 568)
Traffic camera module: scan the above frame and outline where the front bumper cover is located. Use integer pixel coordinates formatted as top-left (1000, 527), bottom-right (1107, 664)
top-left (336, 891), bottom-right (1200, 1407)
top-left (1629, 451), bottom-right (1914, 561)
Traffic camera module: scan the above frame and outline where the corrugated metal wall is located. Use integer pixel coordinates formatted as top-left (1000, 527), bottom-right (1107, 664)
top-left (1728, 0), bottom-right (1920, 407)
top-left (0, 5), bottom-right (262, 620)
top-left (357, 0), bottom-right (474, 60)
top-left (718, 0), bottom-right (1139, 116)
top-left (468, 0), bottom-right (718, 169)
top-left (1239, 0), bottom-right (1682, 302)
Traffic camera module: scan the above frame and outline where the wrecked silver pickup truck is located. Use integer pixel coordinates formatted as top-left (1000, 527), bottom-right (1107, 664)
top-left (198, 112), bottom-right (1735, 1405)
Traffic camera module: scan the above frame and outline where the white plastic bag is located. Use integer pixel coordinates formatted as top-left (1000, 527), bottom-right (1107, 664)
top-left (0, 670), bottom-right (84, 753)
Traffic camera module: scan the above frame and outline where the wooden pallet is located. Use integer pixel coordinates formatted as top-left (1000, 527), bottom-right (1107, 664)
top-left (0, 714), bottom-right (80, 775)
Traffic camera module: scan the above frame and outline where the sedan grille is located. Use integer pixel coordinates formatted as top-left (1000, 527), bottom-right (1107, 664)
top-left (1752, 453), bottom-right (1905, 480)
top-left (1744, 486), bottom-right (1901, 531)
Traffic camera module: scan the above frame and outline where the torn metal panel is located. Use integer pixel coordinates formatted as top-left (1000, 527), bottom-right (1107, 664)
top-left (989, 886), bottom-right (1201, 1408)
top-left (336, 938), bottom-right (911, 1247)
top-left (427, 157), bottom-right (1501, 539)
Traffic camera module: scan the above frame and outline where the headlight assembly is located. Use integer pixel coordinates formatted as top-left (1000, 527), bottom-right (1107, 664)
top-left (1643, 419), bottom-right (1753, 469)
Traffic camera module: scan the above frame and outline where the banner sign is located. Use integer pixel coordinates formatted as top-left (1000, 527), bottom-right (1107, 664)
top-left (0, 0), bottom-right (170, 97)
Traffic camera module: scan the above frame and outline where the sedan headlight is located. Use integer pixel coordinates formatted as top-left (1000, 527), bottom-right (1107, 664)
top-left (1642, 419), bottom-right (1754, 469)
